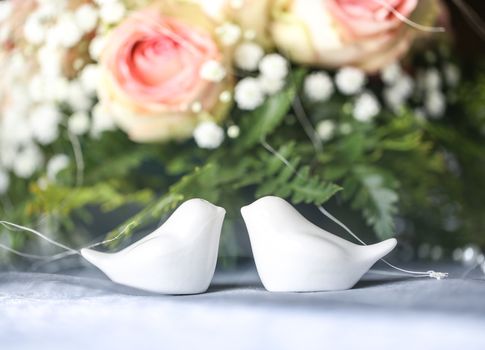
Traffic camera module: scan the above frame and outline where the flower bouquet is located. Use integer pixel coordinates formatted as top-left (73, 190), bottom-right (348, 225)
top-left (0, 0), bottom-right (484, 262)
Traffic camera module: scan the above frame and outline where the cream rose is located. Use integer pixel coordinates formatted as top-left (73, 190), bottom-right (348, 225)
top-left (191, 0), bottom-right (273, 48)
top-left (98, 2), bottom-right (233, 142)
top-left (271, 0), bottom-right (440, 72)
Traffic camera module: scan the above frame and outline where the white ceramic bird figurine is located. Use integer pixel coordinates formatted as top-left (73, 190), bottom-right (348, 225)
top-left (241, 196), bottom-right (397, 292)
top-left (81, 198), bottom-right (226, 294)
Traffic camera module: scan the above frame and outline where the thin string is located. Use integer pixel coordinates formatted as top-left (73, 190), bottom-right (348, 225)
top-left (460, 260), bottom-right (482, 279)
top-left (83, 223), bottom-right (135, 250)
top-left (316, 205), bottom-right (447, 279)
top-left (31, 223), bottom-right (134, 270)
top-left (368, 269), bottom-right (435, 278)
top-left (0, 243), bottom-right (53, 260)
top-left (288, 70), bottom-right (322, 152)
top-left (260, 138), bottom-right (448, 280)
top-left (451, 0), bottom-right (485, 41)
top-left (67, 130), bottom-right (85, 187)
top-left (373, 0), bottom-right (445, 33)
top-left (0, 221), bottom-right (78, 254)
top-left (0, 221), bottom-right (134, 268)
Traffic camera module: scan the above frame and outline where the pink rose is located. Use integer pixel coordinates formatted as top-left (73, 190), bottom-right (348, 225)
top-left (98, 3), bottom-right (233, 142)
top-left (327, 0), bottom-right (418, 38)
top-left (271, 0), bottom-right (440, 72)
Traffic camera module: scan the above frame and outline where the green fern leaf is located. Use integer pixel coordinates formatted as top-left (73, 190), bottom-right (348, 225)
top-left (238, 69), bottom-right (306, 148)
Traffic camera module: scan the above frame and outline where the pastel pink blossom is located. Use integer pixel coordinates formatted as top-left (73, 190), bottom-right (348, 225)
top-left (327, 0), bottom-right (418, 38)
top-left (271, 0), bottom-right (438, 72)
top-left (99, 7), bottom-right (232, 142)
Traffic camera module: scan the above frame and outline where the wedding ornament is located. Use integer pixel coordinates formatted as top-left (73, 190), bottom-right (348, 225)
top-left (258, 140), bottom-right (449, 284)
top-left (1, 0), bottom-right (484, 267)
top-left (242, 196), bottom-right (398, 292)
top-left (81, 198), bottom-right (225, 294)
top-left (1, 199), bottom-right (226, 294)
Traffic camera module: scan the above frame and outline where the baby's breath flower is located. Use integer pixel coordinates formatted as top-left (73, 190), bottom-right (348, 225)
top-left (200, 60), bottom-right (226, 82)
top-left (304, 72), bottom-right (334, 102)
top-left (194, 121), bottom-right (224, 149)
top-left (68, 111), bottom-right (91, 136)
top-left (335, 67), bottom-right (367, 95)
top-left (259, 54), bottom-right (288, 80)
top-left (13, 144), bottom-right (43, 179)
top-left (353, 92), bottom-right (380, 122)
top-left (29, 104), bottom-right (62, 145)
top-left (234, 77), bottom-right (265, 110)
top-left (216, 22), bottom-right (241, 46)
top-left (316, 120), bottom-right (336, 141)
top-left (234, 42), bottom-right (264, 71)
top-left (47, 154), bottom-right (70, 182)
top-left (0, 169), bottom-right (9, 194)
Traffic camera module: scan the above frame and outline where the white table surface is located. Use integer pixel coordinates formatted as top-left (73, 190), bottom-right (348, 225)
top-left (1, 263), bottom-right (484, 350)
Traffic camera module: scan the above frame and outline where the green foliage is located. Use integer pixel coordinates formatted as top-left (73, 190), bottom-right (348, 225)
top-left (253, 142), bottom-right (342, 205)
top-left (27, 182), bottom-right (154, 215)
top-left (84, 147), bottom-right (156, 184)
top-left (3, 51), bottom-right (485, 262)
top-left (342, 166), bottom-right (399, 239)
top-left (237, 69), bottom-right (306, 149)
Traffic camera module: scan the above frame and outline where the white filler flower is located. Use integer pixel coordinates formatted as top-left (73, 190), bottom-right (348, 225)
top-left (444, 64), bottom-right (460, 87)
top-left (0, 169), bottom-right (9, 194)
top-left (0, 2), bottom-right (12, 23)
top-left (80, 64), bottom-right (101, 94)
top-left (316, 120), bottom-right (336, 141)
top-left (75, 4), bottom-right (99, 34)
top-left (234, 42), bottom-right (264, 71)
top-left (259, 54), bottom-right (288, 80)
top-left (194, 121), bottom-right (225, 149)
top-left (29, 104), bottom-right (62, 145)
top-left (91, 103), bottom-right (117, 138)
top-left (99, 1), bottom-right (126, 24)
top-left (335, 67), bottom-right (367, 95)
top-left (67, 80), bottom-right (92, 111)
top-left (258, 75), bottom-right (285, 95)
top-left (234, 77), bottom-right (265, 110)
top-left (353, 92), bottom-right (380, 122)
top-left (55, 14), bottom-right (84, 48)
top-left (200, 60), bottom-right (226, 82)
top-left (68, 111), bottom-right (91, 135)
top-left (425, 90), bottom-right (446, 118)
top-left (384, 74), bottom-right (414, 111)
top-left (47, 154), bottom-right (70, 182)
top-left (216, 22), bottom-right (241, 46)
top-left (13, 144), bottom-right (43, 179)
top-left (304, 72), bottom-right (334, 102)
top-left (424, 68), bottom-right (441, 91)
top-left (380, 62), bottom-right (402, 85)
top-left (230, 0), bottom-right (244, 9)
top-left (89, 35), bottom-right (107, 61)
top-left (227, 125), bottom-right (240, 138)
top-left (24, 13), bottom-right (47, 45)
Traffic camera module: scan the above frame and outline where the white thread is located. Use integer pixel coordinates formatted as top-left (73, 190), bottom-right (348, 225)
top-left (67, 130), bottom-right (85, 187)
top-left (288, 70), bottom-right (322, 152)
top-left (317, 205), bottom-right (448, 279)
top-left (260, 138), bottom-right (448, 280)
top-left (0, 221), bottom-right (134, 268)
top-left (0, 243), bottom-right (52, 260)
top-left (451, 0), bottom-right (485, 41)
top-left (372, 0), bottom-right (445, 33)
top-left (83, 223), bottom-right (134, 250)
top-left (0, 221), bottom-right (78, 254)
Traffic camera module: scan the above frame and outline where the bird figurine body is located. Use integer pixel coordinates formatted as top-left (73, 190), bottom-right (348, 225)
top-left (241, 196), bottom-right (397, 292)
top-left (81, 198), bottom-right (225, 294)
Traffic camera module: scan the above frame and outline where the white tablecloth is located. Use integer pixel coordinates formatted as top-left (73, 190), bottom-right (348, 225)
top-left (1, 264), bottom-right (484, 350)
